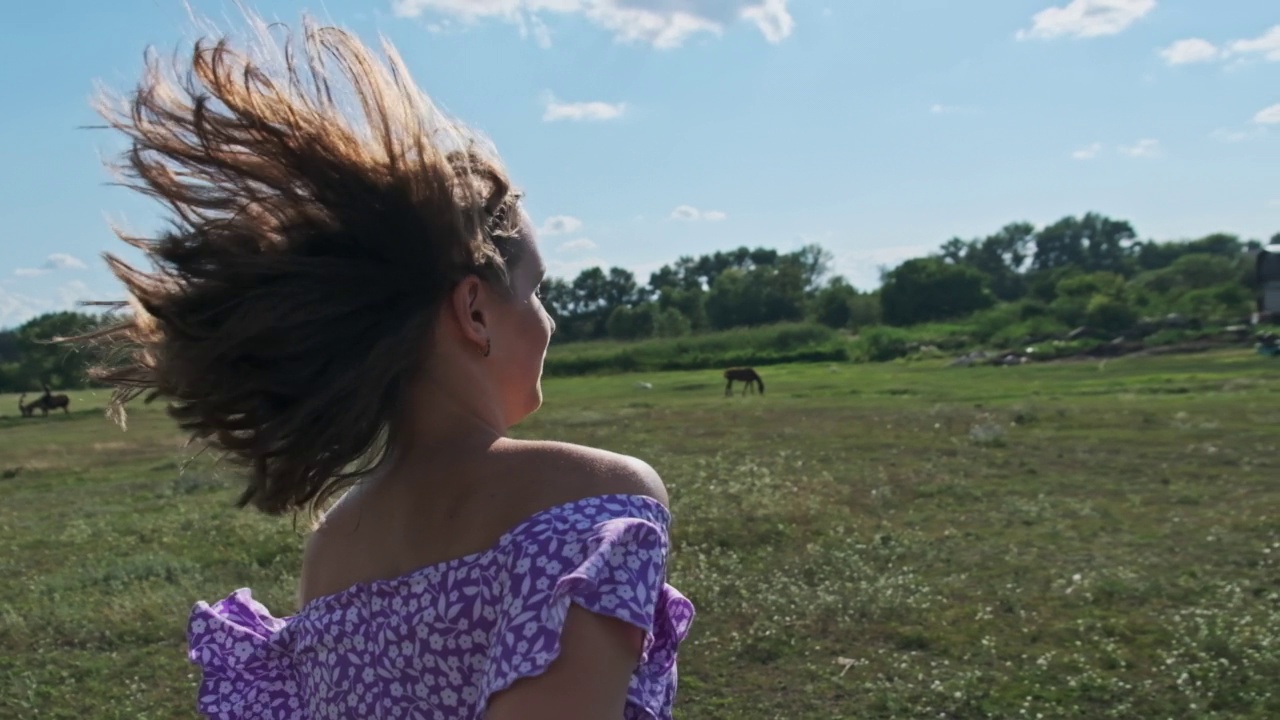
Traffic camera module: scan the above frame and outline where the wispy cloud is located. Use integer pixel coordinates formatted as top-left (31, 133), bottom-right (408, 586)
top-left (1228, 25), bottom-right (1280, 62)
top-left (542, 95), bottom-right (626, 122)
top-left (741, 0), bottom-right (793, 44)
top-left (1253, 103), bottom-right (1280, 125)
top-left (13, 253), bottom-right (87, 277)
top-left (539, 215), bottom-right (584, 235)
top-left (1210, 127), bottom-right (1263, 143)
top-left (1118, 138), bottom-right (1161, 158)
top-left (0, 284), bottom-right (47, 328)
top-left (929, 103), bottom-right (978, 115)
top-left (1163, 25), bottom-right (1280, 69)
top-left (393, 0), bottom-right (795, 49)
top-left (57, 280), bottom-right (92, 308)
top-left (1072, 142), bottom-right (1103, 160)
top-left (0, 278), bottom-right (97, 329)
top-left (670, 205), bottom-right (727, 221)
top-left (546, 256), bottom-right (609, 280)
top-left (1159, 38), bottom-right (1220, 65)
top-left (557, 238), bottom-right (598, 253)
top-left (834, 243), bottom-right (937, 290)
top-left (46, 253), bottom-right (86, 270)
top-left (1016, 0), bottom-right (1156, 41)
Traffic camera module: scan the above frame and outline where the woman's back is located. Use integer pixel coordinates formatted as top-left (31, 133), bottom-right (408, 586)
top-left (190, 491), bottom-right (694, 719)
top-left (298, 440), bottom-right (665, 609)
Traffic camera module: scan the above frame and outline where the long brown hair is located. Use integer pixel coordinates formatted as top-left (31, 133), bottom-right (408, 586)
top-left (70, 16), bottom-right (526, 516)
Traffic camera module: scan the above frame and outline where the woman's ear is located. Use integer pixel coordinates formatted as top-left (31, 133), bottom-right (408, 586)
top-left (448, 275), bottom-right (490, 353)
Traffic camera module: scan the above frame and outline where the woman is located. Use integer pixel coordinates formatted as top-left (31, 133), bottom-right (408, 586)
top-left (79, 15), bottom-right (693, 720)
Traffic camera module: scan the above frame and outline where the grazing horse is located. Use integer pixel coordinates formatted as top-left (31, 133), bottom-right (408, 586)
top-left (723, 367), bottom-right (764, 396)
top-left (24, 384), bottom-right (71, 417)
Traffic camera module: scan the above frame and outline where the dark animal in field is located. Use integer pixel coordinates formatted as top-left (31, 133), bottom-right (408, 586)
top-left (22, 384), bottom-right (71, 417)
top-left (723, 367), bottom-right (764, 396)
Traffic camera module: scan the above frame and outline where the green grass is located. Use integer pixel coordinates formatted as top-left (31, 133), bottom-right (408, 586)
top-left (2, 352), bottom-right (1279, 718)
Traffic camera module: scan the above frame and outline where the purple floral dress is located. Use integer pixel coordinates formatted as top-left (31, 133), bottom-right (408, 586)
top-left (187, 494), bottom-right (695, 719)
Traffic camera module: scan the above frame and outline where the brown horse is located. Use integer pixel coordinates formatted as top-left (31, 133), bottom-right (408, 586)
top-left (723, 367), bottom-right (764, 396)
top-left (23, 384), bottom-right (71, 417)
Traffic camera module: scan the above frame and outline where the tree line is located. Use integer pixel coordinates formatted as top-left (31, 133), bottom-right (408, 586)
top-left (541, 212), bottom-right (1274, 343)
top-left (2, 212), bottom-right (1275, 392)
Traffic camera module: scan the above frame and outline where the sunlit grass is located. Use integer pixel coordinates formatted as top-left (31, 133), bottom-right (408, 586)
top-left (2, 350), bottom-right (1278, 718)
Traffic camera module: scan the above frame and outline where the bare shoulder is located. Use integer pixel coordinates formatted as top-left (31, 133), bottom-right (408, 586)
top-left (297, 486), bottom-right (363, 606)
top-left (499, 439), bottom-right (668, 510)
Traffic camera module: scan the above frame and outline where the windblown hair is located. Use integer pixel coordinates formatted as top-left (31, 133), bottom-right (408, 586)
top-left (73, 16), bottom-right (526, 515)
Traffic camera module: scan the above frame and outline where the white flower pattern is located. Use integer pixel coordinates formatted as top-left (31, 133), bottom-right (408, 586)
top-left (187, 494), bottom-right (694, 720)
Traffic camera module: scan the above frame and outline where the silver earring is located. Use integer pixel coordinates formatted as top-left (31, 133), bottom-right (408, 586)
top-left (483, 338), bottom-right (491, 357)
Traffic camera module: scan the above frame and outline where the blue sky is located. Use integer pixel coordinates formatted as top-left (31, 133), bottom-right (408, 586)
top-left (1, 0), bottom-right (1277, 328)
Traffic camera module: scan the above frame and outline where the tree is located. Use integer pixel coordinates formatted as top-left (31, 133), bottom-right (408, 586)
top-left (606, 304), bottom-right (656, 340)
top-left (652, 307), bottom-right (692, 337)
top-left (787, 243), bottom-right (834, 291)
top-left (879, 258), bottom-right (994, 326)
top-left (810, 276), bottom-right (860, 329)
top-left (541, 266), bottom-right (651, 341)
top-left (1032, 213), bottom-right (1136, 275)
top-left (656, 288), bottom-right (708, 331)
top-left (6, 311), bottom-right (104, 391)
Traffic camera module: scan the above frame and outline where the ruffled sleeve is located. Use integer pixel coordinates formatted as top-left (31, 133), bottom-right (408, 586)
top-left (187, 588), bottom-right (304, 720)
top-left (480, 497), bottom-right (695, 719)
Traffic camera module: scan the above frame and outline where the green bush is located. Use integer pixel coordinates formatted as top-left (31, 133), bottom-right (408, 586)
top-left (853, 326), bottom-right (913, 362)
top-left (988, 315), bottom-right (1070, 349)
top-left (1085, 295), bottom-right (1139, 333)
top-left (544, 322), bottom-right (848, 376)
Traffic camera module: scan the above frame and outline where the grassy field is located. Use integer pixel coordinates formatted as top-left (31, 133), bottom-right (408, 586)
top-left (1, 350), bottom-right (1278, 719)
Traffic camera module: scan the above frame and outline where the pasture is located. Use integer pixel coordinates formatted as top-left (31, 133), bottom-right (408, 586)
top-left (1, 351), bottom-right (1278, 719)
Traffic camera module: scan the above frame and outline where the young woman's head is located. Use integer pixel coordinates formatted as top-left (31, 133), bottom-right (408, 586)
top-left (81, 17), bottom-right (554, 515)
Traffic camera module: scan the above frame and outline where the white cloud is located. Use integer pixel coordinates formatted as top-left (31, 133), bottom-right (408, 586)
top-left (741, 0), bottom-right (793, 44)
top-left (834, 243), bottom-right (936, 290)
top-left (1162, 26), bottom-right (1280, 69)
top-left (45, 253), bottom-right (87, 270)
top-left (929, 103), bottom-right (977, 115)
top-left (12, 253), bottom-right (88, 278)
top-left (539, 215), bottom-right (584, 235)
top-left (543, 95), bottom-right (626, 122)
top-left (392, 0), bottom-right (794, 49)
top-left (0, 280), bottom-right (97, 329)
top-left (1016, 0), bottom-right (1156, 41)
top-left (557, 238), bottom-right (598, 252)
top-left (670, 205), bottom-right (726, 221)
top-left (545, 256), bottom-right (609, 279)
top-left (1210, 127), bottom-right (1259, 143)
top-left (1228, 25), bottom-right (1280, 62)
top-left (1118, 138), bottom-right (1161, 158)
top-left (529, 14), bottom-right (553, 48)
top-left (1159, 38), bottom-right (1220, 65)
top-left (1072, 142), bottom-right (1103, 160)
top-left (57, 280), bottom-right (93, 309)
top-left (1254, 104), bottom-right (1280, 124)
top-left (0, 285), bottom-right (48, 328)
